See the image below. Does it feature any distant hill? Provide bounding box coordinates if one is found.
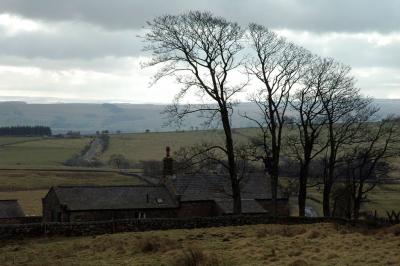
[0,99,399,134]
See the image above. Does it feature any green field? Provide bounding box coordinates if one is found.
[0,136,42,146]
[0,131,399,217]
[1,223,399,265]
[0,137,91,167]
[0,169,144,191]
[101,128,261,163]
[305,183,400,217]
[101,130,232,162]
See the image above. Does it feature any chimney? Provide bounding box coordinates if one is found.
[163,146,174,177]
[161,146,177,195]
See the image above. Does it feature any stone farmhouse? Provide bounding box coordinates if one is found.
[0,200,25,221]
[42,148,289,222]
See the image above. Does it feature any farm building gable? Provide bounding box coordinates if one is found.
[0,200,25,219]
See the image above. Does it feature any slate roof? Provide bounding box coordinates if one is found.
[172,174,287,202]
[50,185,179,211]
[0,200,25,219]
[215,199,267,214]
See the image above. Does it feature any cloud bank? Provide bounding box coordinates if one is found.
[0,1,398,102]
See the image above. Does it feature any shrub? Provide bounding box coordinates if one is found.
[289,259,309,266]
[137,236,179,253]
[108,154,131,169]
[63,156,104,167]
[256,227,269,238]
[306,230,322,239]
[99,134,110,152]
[172,246,222,266]
[138,236,161,253]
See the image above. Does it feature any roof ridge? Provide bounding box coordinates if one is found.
[53,184,165,188]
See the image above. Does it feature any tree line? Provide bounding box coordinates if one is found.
[0,126,52,136]
[144,11,399,219]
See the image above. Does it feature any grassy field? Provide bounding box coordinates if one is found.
[305,183,400,217]
[0,190,47,216]
[0,137,42,146]
[0,170,144,191]
[1,223,399,265]
[101,130,233,162]
[0,131,399,217]
[0,137,91,167]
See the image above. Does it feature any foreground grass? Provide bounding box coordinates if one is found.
[1,223,399,266]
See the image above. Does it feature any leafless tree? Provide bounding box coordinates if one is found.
[318,63,378,217]
[288,57,336,216]
[144,11,246,213]
[341,117,399,219]
[245,24,312,216]
[173,142,259,197]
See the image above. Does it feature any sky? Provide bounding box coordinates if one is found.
[0,0,399,103]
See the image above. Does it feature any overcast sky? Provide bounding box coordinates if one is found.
[0,0,399,103]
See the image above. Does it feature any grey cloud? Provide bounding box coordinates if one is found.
[0,23,143,59]
[289,35,400,69]
[0,0,399,33]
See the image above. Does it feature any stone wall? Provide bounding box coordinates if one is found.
[0,216,42,225]
[256,199,290,216]
[0,215,388,240]
[68,208,177,222]
[178,201,217,218]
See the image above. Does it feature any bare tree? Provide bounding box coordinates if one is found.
[288,57,335,216]
[144,11,246,213]
[341,117,399,219]
[245,24,311,216]
[318,63,378,217]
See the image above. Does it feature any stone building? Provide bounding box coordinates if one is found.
[42,185,178,222]
[0,200,25,222]
[42,148,289,222]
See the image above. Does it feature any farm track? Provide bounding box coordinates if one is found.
[81,137,104,161]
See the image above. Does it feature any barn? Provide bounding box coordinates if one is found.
[42,185,178,222]
[0,200,25,222]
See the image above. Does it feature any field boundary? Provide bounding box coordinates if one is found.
[0,215,396,240]
[0,168,142,173]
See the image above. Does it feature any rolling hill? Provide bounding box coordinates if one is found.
[1,99,399,134]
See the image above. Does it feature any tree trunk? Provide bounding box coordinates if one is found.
[353,199,361,220]
[269,157,279,217]
[323,132,336,217]
[270,175,278,217]
[323,183,331,217]
[298,162,309,217]
[220,108,241,214]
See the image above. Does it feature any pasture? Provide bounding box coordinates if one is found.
[0,136,91,167]
[1,223,399,265]
[0,129,399,217]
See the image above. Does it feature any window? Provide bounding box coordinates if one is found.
[135,212,146,219]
